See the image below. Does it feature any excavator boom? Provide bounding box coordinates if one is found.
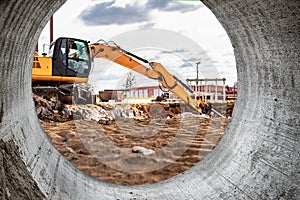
[89,40,199,112]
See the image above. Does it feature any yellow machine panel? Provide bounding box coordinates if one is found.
[32,53,89,84]
[31,75,88,83]
[32,55,52,77]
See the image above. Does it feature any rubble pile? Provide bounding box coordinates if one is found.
[70,102,183,123]
[33,94,72,122]
[69,104,112,122]
[33,94,235,123]
[33,94,183,123]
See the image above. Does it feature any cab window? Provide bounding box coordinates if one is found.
[67,40,89,74]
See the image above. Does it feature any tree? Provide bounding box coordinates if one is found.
[123,72,136,88]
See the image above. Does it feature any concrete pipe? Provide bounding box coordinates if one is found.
[0,0,299,199]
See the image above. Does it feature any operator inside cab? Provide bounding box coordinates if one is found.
[51,38,91,78]
[197,96,207,114]
[67,39,89,74]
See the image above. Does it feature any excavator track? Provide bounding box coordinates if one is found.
[32,83,92,105]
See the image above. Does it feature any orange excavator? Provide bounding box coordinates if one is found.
[32,37,201,112]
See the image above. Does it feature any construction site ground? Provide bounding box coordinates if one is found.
[35,95,234,186]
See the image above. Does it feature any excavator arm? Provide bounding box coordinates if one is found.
[89,40,199,113]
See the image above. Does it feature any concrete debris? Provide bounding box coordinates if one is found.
[180,112,210,119]
[69,105,108,121]
[33,94,234,123]
[110,105,134,119]
[98,117,113,125]
[132,146,155,156]
[33,94,72,122]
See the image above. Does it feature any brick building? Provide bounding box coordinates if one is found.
[124,86,163,99]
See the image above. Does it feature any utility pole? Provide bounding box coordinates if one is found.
[50,16,54,43]
[36,16,53,53]
[196,61,201,82]
[196,61,201,93]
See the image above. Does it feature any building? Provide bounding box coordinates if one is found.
[187,78,237,102]
[97,81,237,102]
[124,86,163,99]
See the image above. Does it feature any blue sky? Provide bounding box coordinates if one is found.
[38,0,236,91]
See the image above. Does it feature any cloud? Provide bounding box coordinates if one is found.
[222,51,234,57]
[186,57,201,62]
[159,48,188,55]
[173,48,188,53]
[79,0,202,26]
[179,62,193,68]
[139,22,155,30]
[146,0,203,13]
[79,1,148,26]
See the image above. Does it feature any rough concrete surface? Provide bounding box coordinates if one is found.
[0,139,45,199]
[0,0,299,199]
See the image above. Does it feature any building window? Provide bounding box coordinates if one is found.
[144,89,148,98]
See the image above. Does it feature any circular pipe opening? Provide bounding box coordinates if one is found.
[34,1,237,186]
[0,0,298,199]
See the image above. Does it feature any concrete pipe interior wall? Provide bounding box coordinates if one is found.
[0,0,299,199]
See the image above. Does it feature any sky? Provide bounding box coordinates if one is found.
[38,0,237,92]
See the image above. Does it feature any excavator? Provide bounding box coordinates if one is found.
[32,37,210,114]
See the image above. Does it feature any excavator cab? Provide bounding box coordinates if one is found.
[32,37,93,104]
[51,37,91,78]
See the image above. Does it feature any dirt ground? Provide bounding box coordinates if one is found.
[40,112,231,186]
